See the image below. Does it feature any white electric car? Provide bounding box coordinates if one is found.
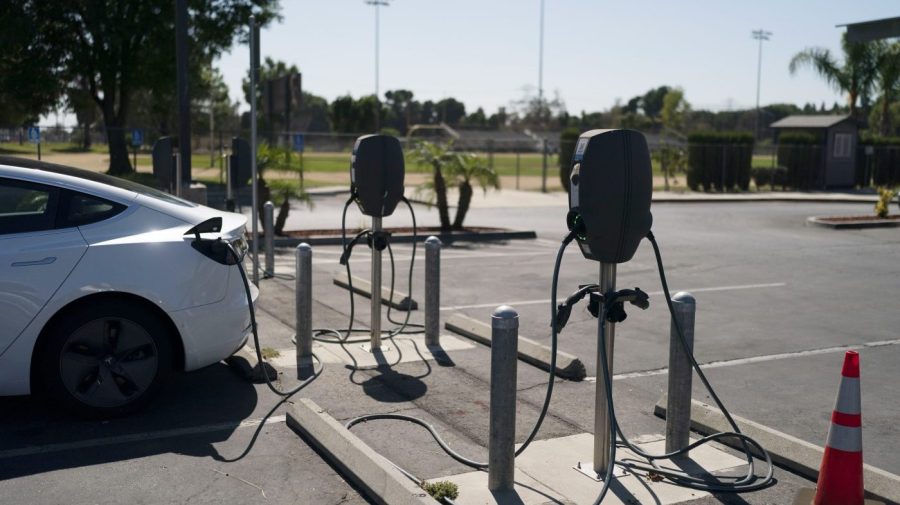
[0,157,257,417]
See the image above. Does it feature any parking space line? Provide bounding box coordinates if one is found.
[0,415,287,460]
[440,282,788,311]
[583,338,900,382]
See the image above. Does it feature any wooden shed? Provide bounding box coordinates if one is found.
[770,115,857,188]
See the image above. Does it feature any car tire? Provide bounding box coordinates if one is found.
[40,300,174,418]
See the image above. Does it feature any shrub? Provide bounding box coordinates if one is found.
[776,132,821,190]
[875,186,897,218]
[423,481,459,501]
[752,167,788,188]
[558,127,581,192]
[686,132,754,191]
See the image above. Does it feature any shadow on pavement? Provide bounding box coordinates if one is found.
[0,363,258,480]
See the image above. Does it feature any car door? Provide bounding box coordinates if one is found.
[0,177,88,356]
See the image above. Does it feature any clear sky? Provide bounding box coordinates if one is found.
[214,1,899,117]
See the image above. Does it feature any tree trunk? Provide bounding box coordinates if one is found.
[106,124,133,175]
[452,181,473,230]
[433,166,452,231]
[881,95,892,136]
[274,192,290,235]
[82,123,92,150]
[257,176,271,230]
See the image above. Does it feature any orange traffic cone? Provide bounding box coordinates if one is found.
[795,351,882,505]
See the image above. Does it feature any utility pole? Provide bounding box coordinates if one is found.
[366,0,389,131]
[538,0,545,107]
[752,29,772,140]
[175,0,191,186]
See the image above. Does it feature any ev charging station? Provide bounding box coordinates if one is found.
[567,129,653,478]
[349,134,406,352]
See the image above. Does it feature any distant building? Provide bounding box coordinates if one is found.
[770,114,857,188]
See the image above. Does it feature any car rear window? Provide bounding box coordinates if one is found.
[59,191,126,227]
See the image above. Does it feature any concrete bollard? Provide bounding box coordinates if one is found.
[665,291,696,453]
[296,243,313,378]
[263,200,275,278]
[488,305,518,493]
[425,236,442,347]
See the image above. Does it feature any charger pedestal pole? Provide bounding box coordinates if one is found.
[577,262,618,480]
[364,216,385,352]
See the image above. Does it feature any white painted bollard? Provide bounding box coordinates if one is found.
[425,236,441,347]
[263,200,274,278]
[666,291,696,453]
[488,305,518,492]
[296,243,313,378]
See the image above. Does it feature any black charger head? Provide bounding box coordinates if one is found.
[350,134,405,217]
[567,129,653,263]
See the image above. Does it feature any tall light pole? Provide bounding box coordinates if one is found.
[538,0,545,107]
[366,0,389,131]
[752,29,772,139]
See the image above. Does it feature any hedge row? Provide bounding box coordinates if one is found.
[857,135,900,187]
[686,132,754,191]
[776,132,823,190]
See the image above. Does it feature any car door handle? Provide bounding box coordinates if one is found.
[11,257,57,267]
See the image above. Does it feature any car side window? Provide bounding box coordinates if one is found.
[0,178,59,235]
[58,190,126,228]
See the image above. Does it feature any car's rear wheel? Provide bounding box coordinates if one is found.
[41,301,173,418]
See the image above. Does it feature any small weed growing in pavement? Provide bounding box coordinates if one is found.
[423,480,459,501]
[875,187,896,218]
[261,347,280,360]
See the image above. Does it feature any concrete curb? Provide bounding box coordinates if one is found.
[654,395,900,505]
[806,216,900,229]
[445,313,586,381]
[286,399,435,505]
[224,345,277,383]
[257,229,538,248]
[333,271,418,311]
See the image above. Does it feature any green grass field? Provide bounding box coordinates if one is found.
[0,141,107,155]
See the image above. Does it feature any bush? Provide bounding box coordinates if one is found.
[423,481,459,501]
[558,127,580,192]
[752,166,788,188]
[776,132,822,190]
[875,186,897,218]
[686,132,754,191]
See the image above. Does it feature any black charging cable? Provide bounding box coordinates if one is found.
[225,240,323,397]
[343,230,578,471]
[599,231,774,492]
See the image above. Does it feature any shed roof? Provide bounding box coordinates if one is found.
[769,115,853,129]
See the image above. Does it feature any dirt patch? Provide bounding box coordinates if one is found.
[815,215,900,223]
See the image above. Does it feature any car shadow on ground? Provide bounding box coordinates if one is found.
[0,363,258,480]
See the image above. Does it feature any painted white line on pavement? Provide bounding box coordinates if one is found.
[440,282,787,311]
[0,415,287,460]
[583,338,900,382]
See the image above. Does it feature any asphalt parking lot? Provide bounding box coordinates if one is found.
[2,194,898,504]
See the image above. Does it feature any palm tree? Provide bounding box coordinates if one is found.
[445,152,500,229]
[789,33,881,119]
[409,141,500,231]
[873,42,900,136]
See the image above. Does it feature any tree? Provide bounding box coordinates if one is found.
[383,89,417,134]
[789,33,881,119]
[329,94,381,133]
[558,127,580,192]
[872,42,900,136]
[409,141,498,231]
[446,152,499,229]
[1,1,280,175]
[661,88,690,133]
[435,98,466,125]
